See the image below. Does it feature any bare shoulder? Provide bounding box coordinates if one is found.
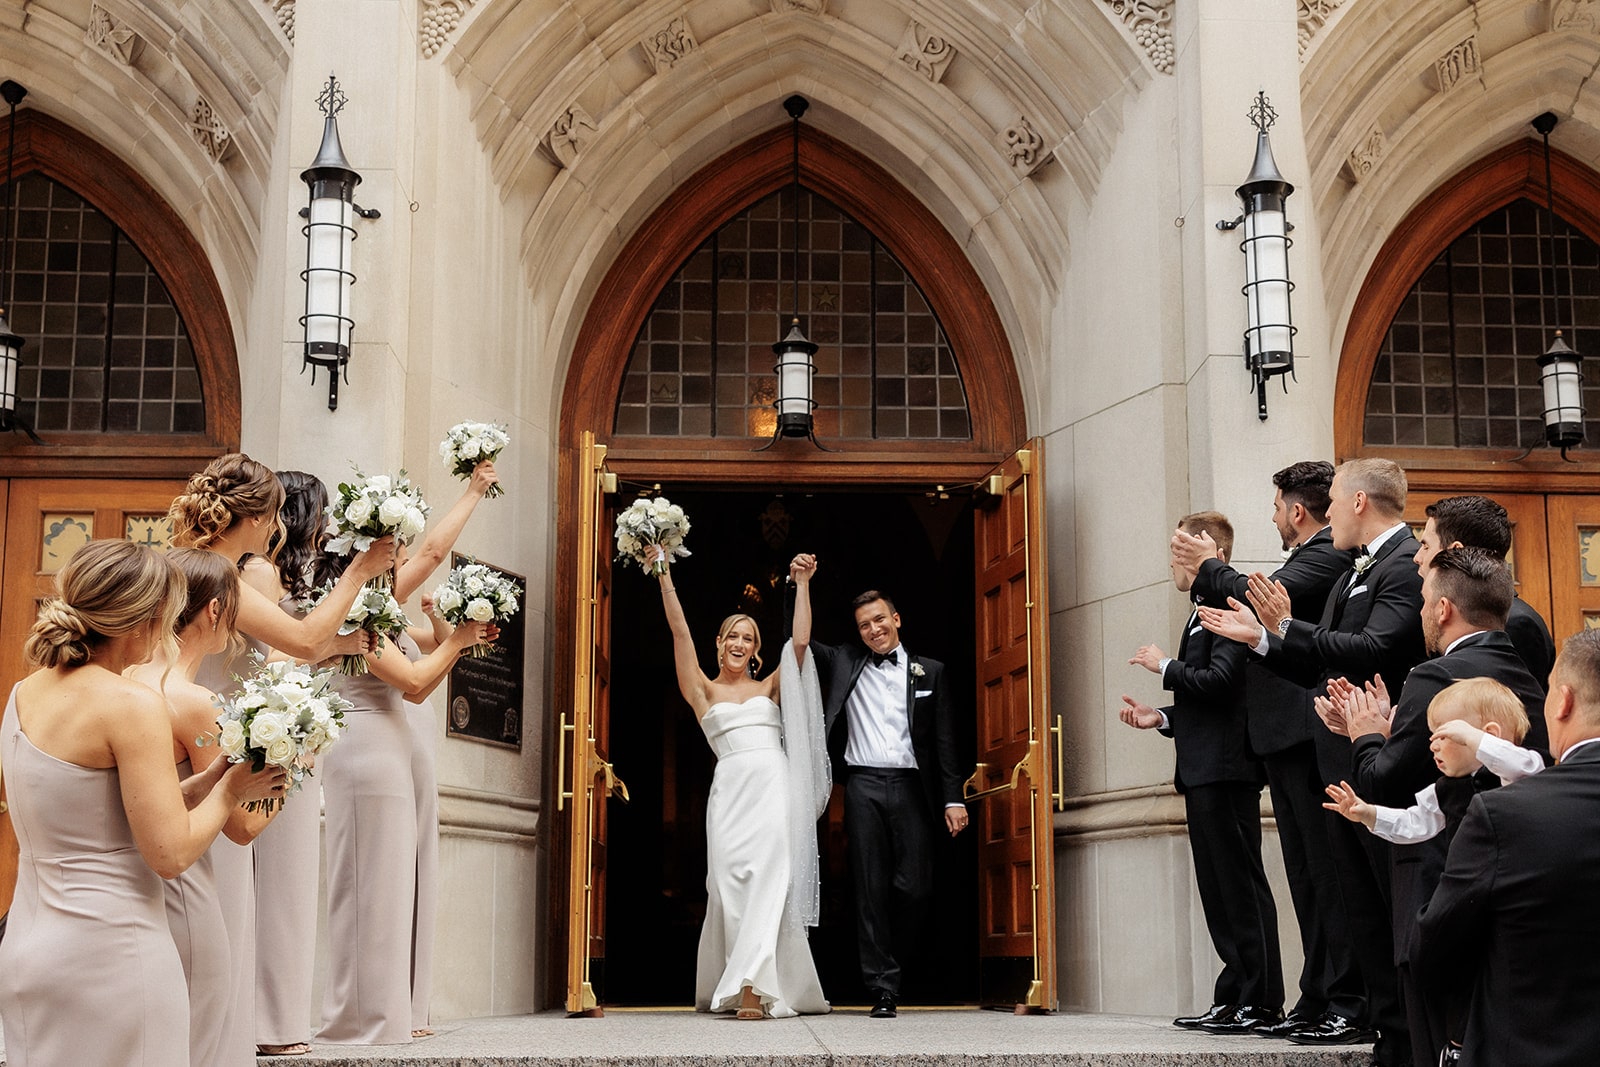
[241,556,285,598]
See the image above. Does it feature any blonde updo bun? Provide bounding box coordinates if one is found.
[169,453,285,551]
[23,540,185,670]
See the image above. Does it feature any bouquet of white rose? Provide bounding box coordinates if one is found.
[299,580,411,675]
[324,469,430,565]
[615,496,691,576]
[432,561,522,658]
[209,653,353,812]
[439,421,509,498]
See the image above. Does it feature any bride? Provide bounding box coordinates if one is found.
[654,549,830,1020]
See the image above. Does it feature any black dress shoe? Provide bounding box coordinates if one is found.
[1255,1010,1319,1038]
[1201,1005,1285,1034]
[1287,1011,1378,1045]
[869,993,897,1019]
[1173,1003,1238,1029]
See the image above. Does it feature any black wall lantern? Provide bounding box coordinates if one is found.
[1532,111,1584,458]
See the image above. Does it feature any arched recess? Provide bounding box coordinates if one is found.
[1336,139,1600,491]
[558,123,1028,485]
[0,110,240,477]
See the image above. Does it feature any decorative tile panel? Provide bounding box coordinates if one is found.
[41,514,93,573]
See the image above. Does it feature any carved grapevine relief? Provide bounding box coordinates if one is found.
[1297,0,1346,55]
[1552,0,1600,32]
[540,105,599,170]
[271,0,295,42]
[421,0,475,59]
[1434,35,1480,92]
[641,15,698,72]
[897,22,956,83]
[190,97,233,163]
[1344,124,1387,182]
[1001,117,1053,177]
[86,3,141,66]
[1102,0,1174,74]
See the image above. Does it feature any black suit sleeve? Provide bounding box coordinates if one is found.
[1417,793,1497,991]
[1351,664,1447,806]
[929,662,964,805]
[1278,559,1424,682]
[1194,541,1349,611]
[1161,635,1247,702]
[1506,602,1556,691]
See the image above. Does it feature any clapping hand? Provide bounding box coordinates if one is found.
[1344,677,1394,740]
[1244,573,1292,633]
[1322,780,1377,829]
[1169,529,1216,583]
[1129,644,1166,674]
[1313,692,1349,737]
[1117,695,1163,730]
[1197,597,1263,645]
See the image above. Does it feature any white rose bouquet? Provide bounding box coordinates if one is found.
[431,561,522,658]
[324,468,430,565]
[299,580,411,675]
[615,496,691,576]
[439,421,509,498]
[208,653,353,812]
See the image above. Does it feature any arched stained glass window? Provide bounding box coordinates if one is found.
[1365,198,1600,448]
[6,174,205,434]
[615,187,971,440]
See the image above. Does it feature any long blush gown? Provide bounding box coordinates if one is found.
[165,759,232,1067]
[0,686,190,1066]
[694,696,828,1018]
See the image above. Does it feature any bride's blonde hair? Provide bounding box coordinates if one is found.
[715,613,763,677]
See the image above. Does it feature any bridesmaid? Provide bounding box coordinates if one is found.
[169,453,393,1067]
[131,548,279,1067]
[0,540,283,1067]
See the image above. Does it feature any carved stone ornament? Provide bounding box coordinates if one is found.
[1001,117,1053,177]
[421,0,475,60]
[1434,35,1480,93]
[1552,0,1600,32]
[641,15,698,73]
[270,0,295,42]
[1344,123,1387,182]
[897,21,957,83]
[1101,0,1174,74]
[1297,0,1346,55]
[86,3,141,66]
[770,0,826,12]
[190,97,233,164]
[539,105,599,170]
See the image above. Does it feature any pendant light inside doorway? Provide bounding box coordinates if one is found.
[1532,112,1584,459]
[758,95,832,451]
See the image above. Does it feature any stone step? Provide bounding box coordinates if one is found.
[246,1010,1376,1066]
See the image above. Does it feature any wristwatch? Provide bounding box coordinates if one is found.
[1276,617,1292,637]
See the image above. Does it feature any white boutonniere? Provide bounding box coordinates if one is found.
[909,662,926,679]
[1352,553,1375,576]
[1279,547,1295,562]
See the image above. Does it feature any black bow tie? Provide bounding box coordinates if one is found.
[1357,544,1368,555]
[871,650,899,668]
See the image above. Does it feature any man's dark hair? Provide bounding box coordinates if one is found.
[851,590,897,615]
[1425,495,1512,559]
[1179,511,1235,562]
[1272,460,1334,523]
[1428,547,1513,630]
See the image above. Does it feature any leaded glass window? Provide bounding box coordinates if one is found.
[616,187,970,440]
[1365,198,1600,448]
[5,174,204,434]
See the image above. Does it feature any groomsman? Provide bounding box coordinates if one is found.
[809,591,968,1019]
[1413,495,1555,691]
[1122,511,1281,1034]
[1201,457,1425,1066]
[1338,548,1545,1067]
[1418,628,1600,1066]
[1172,461,1360,1038]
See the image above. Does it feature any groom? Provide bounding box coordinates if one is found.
[809,588,968,1019]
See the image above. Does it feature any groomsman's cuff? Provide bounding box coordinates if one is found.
[1251,627,1270,656]
[944,802,966,809]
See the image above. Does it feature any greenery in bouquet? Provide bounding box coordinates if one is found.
[324,468,430,562]
[432,561,522,658]
[439,421,509,498]
[615,496,691,576]
[299,580,411,675]
[209,653,353,812]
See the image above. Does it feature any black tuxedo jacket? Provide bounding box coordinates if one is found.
[1157,606,1256,791]
[1349,630,1548,966]
[1417,743,1600,1067]
[1194,527,1352,755]
[811,641,964,822]
[1506,597,1556,693]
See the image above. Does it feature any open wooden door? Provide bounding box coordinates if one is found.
[562,431,629,1015]
[0,479,185,692]
[1404,492,1553,632]
[1546,495,1600,644]
[966,441,1060,1011]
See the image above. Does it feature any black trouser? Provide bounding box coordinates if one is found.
[1265,742,1362,1020]
[1324,810,1408,1059]
[844,768,934,997]
[1185,782,1283,1009]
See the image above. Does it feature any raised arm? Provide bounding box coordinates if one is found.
[656,557,709,715]
[366,623,492,702]
[790,553,816,667]
[394,462,498,601]
[234,536,396,660]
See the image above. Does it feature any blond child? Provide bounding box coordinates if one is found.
[1323,677,1542,843]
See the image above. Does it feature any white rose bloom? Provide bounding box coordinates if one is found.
[438,588,464,614]
[368,475,391,494]
[250,711,290,747]
[461,439,480,459]
[345,495,374,525]
[465,598,495,622]
[402,507,426,538]
[265,736,297,768]
[378,495,408,527]
[217,719,248,759]
[464,576,485,596]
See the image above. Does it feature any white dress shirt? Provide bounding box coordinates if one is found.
[843,644,918,770]
[1368,734,1545,845]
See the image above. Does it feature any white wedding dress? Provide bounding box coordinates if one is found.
[694,694,830,1017]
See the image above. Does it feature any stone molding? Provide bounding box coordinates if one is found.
[1434,35,1480,93]
[641,13,698,73]
[1053,784,1275,843]
[1001,116,1053,177]
[540,104,599,169]
[770,0,826,12]
[86,2,141,66]
[1344,123,1387,182]
[1552,0,1600,32]
[1297,0,1346,55]
[268,0,294,42]
[438,784,540,843]
[1100,0,1174,74]
[421,0,474,59]
[190,96,233,164]
[897,21,956,83]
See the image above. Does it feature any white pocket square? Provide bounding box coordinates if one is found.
[1346,585,1368,600]
[1188,625,1203,636]
[914,689,933,698]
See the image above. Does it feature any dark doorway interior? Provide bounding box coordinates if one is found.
[602,487,979,1007]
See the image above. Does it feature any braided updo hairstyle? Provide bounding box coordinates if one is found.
[24,540,185,670]
[169,453,286,555]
